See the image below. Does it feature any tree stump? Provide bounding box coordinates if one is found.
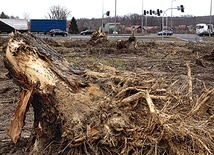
[116,34,137,50]
[88,27,108,45]
[4,32,105,154]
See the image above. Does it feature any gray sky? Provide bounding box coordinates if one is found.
[0,0,213,19]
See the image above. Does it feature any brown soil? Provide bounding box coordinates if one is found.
[0,36,214,154]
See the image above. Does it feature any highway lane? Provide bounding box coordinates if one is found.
[0,33,203,42]
[66,33,202,42]
[173,34,202,42]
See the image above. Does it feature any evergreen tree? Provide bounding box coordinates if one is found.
[69,17,79,34]
[0,12,9,19]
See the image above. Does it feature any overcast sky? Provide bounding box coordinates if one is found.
[0,0,213,19]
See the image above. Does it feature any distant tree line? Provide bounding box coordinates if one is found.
[76,14,214,32]
[0,12,19,19]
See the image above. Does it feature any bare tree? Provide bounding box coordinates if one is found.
[47,5,71,20]
[23,12,30,20]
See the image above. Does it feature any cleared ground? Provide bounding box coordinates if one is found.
[0,36,213,154]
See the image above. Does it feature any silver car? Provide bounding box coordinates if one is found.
[157,30,173,36]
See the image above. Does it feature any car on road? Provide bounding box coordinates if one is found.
[80,30,96,35]
[49,29,68,37]
[113,31,118,35]
[157,30,173,36]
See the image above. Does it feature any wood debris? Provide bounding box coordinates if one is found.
[3,32,214,155]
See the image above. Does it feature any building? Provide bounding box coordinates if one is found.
[103,22,121,34]
[0,19,28,33]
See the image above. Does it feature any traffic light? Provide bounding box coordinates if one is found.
[106,11,110,16]
[180,5,184,12]
[144,10,147,15]
[149,10,152,15]
[157,9,160,16]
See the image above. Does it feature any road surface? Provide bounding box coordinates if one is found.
[0,33,203,42]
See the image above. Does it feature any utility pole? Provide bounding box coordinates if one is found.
[114,0,117,36]
[101,0,110,33]
[171,0,176,29]
[209,0,212,37]
[101,0,104,32]
[141,0,144,34]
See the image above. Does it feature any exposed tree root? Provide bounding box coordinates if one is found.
[3,32,214,155]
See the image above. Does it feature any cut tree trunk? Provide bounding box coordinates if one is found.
[3,32,214,155]
[88,27,108,45]
[116,34,137,50]
[4,32,105,153]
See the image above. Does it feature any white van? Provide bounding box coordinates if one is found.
[196,23,213,36]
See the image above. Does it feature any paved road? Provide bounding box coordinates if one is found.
[0,33,203,42]
[172,34,202,42]
[66,33,202,42]
[135,33,201,42]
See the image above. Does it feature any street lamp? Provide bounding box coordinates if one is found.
[162,9,170,41]
[162,5,184,42]
[101,11,110,32]
[171,0,176,29]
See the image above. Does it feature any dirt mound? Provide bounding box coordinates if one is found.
[43,38,61,47]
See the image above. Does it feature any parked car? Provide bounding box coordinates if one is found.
[157,30,173,36]
[80,30,96,35]
[49,29,68,37]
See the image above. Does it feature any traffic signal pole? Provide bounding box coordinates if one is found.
[161,5,184,42]
[101,11,110,32]
[162,8,173,42]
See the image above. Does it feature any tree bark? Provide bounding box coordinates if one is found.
[4,32,103,153]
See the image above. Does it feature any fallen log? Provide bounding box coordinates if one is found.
[3,32,214,155]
